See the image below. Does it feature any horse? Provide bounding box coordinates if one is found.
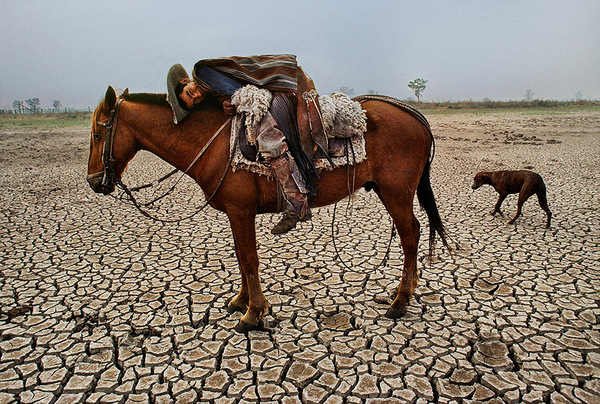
[87,85,449,332]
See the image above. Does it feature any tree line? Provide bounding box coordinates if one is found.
[7,82,590,114]
[9,98,70,114]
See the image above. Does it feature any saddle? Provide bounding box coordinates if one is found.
[231,84,368,179]
[296,67,328,160]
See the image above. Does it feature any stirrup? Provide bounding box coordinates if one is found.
[271,211,300,235]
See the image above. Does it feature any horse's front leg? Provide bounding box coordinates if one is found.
[227,213,269,332]
[227,275,249,314]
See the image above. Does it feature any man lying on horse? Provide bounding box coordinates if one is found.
[167,54,324,234]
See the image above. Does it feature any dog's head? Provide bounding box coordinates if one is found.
[471,172,489,190]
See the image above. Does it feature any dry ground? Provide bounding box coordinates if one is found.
[0,108,598,403]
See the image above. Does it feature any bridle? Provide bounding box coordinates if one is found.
[87,96,234,223]
[86,98,123,193]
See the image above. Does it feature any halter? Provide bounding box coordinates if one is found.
[86,98,123,193]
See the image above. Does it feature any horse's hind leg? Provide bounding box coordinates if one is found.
[375,189,421,318]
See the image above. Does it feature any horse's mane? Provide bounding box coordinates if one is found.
[92,90,222,126]
[119,91,222,111]
[93,92,170,122]
[121,92,168,105]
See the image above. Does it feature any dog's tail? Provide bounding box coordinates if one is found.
[417,157,451,259]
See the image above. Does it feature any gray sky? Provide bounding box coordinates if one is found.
[1,0,599,110]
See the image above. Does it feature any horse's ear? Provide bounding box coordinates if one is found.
[105,86,117,108]
[122,88,130,96]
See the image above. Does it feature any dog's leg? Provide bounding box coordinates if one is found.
[537,191,552,228]
[491,193,507,216]
[508,190,531,224]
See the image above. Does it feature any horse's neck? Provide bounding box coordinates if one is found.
[127,103,223,171]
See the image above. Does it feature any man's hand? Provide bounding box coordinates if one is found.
[222,100,236,116]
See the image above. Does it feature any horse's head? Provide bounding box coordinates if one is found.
[87,86,136,194]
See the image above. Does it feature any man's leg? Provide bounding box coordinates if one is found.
[269,153,312,234]
[257,112,311,234]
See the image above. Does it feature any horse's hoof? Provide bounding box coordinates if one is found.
[235,319,264,333]
[226,302,247,314]
[385,306,407,319]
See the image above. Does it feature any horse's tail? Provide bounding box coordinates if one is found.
[417,155,451,259]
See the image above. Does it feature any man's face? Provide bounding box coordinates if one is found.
[178,80,206,109]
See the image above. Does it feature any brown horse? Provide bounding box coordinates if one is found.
[87,86,449,331]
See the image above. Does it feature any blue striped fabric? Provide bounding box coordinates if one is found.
[193,54,298,92]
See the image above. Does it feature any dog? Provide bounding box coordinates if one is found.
[472,170,552,228]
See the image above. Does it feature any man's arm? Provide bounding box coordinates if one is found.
[222,99,236,116]
[214,95,236,116]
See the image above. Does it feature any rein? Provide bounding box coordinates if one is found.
[331,202,396,272]
[130,117,232,207]
[92,97,233,223]
[114,116,234,223]
[331,137,395,272]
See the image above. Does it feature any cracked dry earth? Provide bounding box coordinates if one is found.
[0,108,598,404]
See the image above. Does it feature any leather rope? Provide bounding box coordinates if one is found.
[112,117,233,223]
[131,117,232,207]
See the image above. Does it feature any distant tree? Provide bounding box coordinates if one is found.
[408,78,427,102]
[53,100,62,111]
[26,98,41,112]
[574,91,583,101]
[367,89,378,95]
[525,89,534,101]
[338,86,354,96]
[12,100,21,111]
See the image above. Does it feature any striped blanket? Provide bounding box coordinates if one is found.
[193,54,298,92]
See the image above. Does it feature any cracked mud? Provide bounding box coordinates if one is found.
[0,109,598,403]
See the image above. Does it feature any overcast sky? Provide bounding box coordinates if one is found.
[1,0,599,110]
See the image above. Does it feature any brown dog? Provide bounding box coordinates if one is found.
[472,170,552,228]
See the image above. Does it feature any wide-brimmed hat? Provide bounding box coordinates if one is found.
[167,64,191,124]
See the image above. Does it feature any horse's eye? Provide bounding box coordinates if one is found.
[93,132,102,140]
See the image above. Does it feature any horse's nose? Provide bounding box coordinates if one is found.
[101,183,115,195]
[86,173,105,193]
[87,178,103,193]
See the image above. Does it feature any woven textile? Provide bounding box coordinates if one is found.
[193,54,298,93]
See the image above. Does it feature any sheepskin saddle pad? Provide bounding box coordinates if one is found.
[229,85,368,178]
